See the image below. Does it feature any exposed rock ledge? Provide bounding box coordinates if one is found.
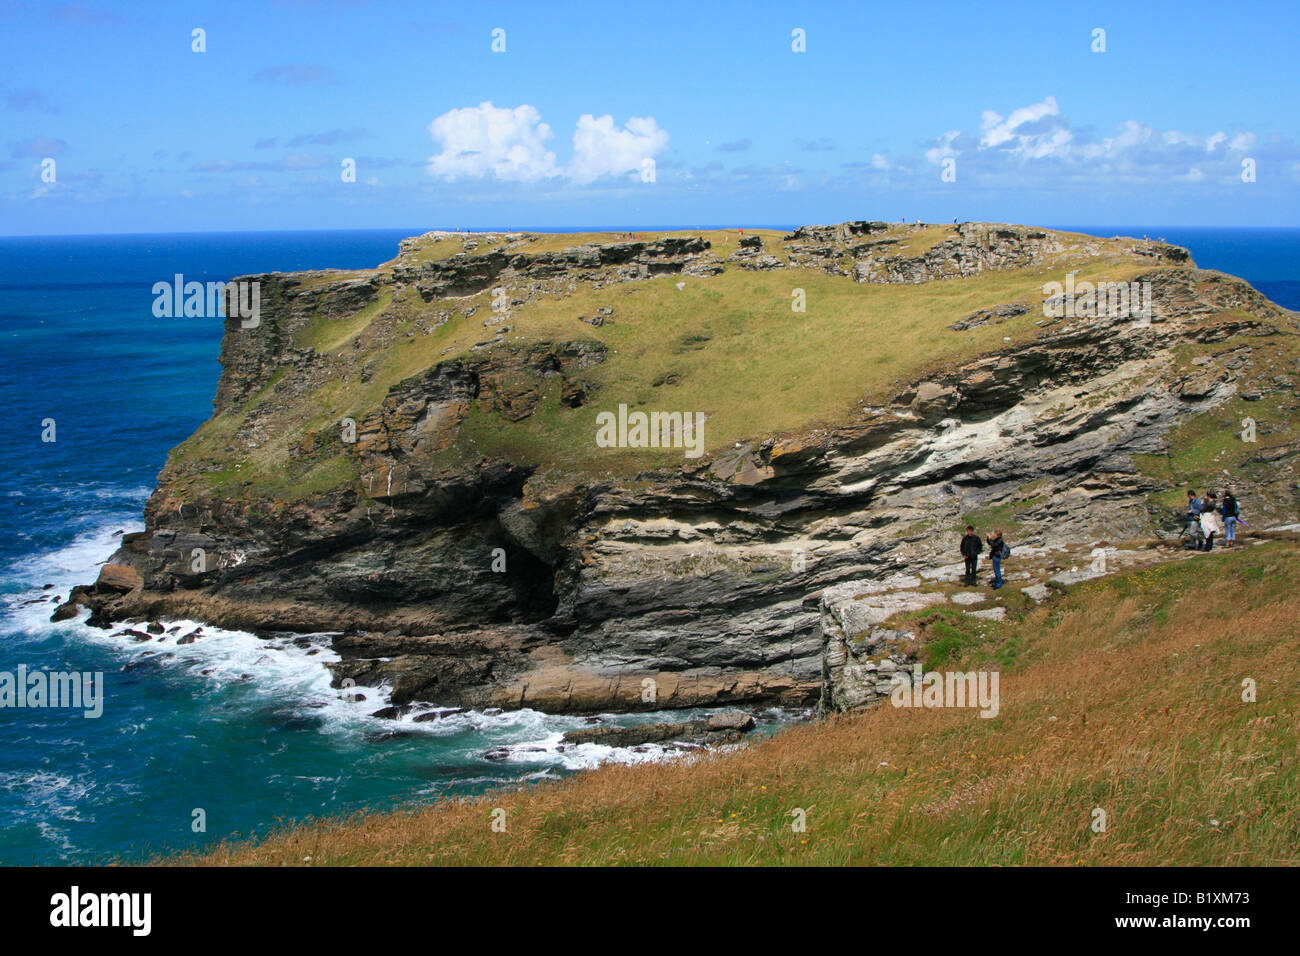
[818,533,1300,714]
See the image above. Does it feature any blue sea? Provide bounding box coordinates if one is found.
[0,226,1295,865]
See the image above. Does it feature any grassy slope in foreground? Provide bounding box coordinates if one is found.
[182,541,1300,866]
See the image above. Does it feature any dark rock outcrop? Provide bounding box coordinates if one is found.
[561,711,756,748]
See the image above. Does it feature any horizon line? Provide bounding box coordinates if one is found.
[3,223,1298,241]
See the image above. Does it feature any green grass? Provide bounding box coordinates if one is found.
[1135,331,1300,509]
[389,255,1165,478]
[961,478,1054,535]
[294,290,393,352]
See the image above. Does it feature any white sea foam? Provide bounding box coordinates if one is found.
[36,821,75,853]
[5,520,137,597]
[3,520,387,736]
[4,518,795,777]
[0,770,94,824]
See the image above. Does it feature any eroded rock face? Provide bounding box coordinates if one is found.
[66,226,1300,716]
[392,236,716,301]
[819,577,940,712]
[351,341,607,498]
[213,274,382,411]
[560,711,755,748]
[726,235,784,271]
[95,564,142,594]
[778,221,1164,284]
[858,224,1065,284]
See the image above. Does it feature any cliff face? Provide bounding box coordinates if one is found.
[64,223,1300,715]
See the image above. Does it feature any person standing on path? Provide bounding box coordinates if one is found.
[985,529,1007,589]
[1184,490,1202,540]
[1222,490,1240,546]
[1200,494,1225,551]
[960,525,983,586]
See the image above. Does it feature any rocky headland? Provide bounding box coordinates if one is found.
[58,222,1300,726]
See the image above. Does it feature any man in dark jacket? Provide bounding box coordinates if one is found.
[960,525,982,585]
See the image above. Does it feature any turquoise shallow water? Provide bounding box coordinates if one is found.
[0,227,1294,864]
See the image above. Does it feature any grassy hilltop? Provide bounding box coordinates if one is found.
[164,222,1290,502]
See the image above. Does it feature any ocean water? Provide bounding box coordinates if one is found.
[0,226,1295,865]
[1057,226,1300,310]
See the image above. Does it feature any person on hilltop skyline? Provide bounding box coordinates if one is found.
[960,525,983,586]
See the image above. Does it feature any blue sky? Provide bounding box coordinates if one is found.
[2,0,1297,234]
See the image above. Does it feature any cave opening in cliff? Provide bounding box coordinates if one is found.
[498,542,559,622]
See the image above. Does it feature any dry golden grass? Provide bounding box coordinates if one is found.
[175,543,1299,868]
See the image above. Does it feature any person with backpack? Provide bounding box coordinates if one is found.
[960,525,983,585]
[985,529,1009,589]
[1221,490,1240,546]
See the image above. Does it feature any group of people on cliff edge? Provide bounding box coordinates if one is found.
[1184,489,1244,551]
[960,526,1010,589]
[955,487,1247,593]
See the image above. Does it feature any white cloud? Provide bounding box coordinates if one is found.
[426,102,559,182]
[976,96,1074,159]
[1080,119,1152,159]
[426,103,668,185]
[980,96,1064,150]
[916,97,1291,188]
[925,130,960,165]
[1170,128,1251,156]
[1019,127,1072,159]
[569,114,669,184]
